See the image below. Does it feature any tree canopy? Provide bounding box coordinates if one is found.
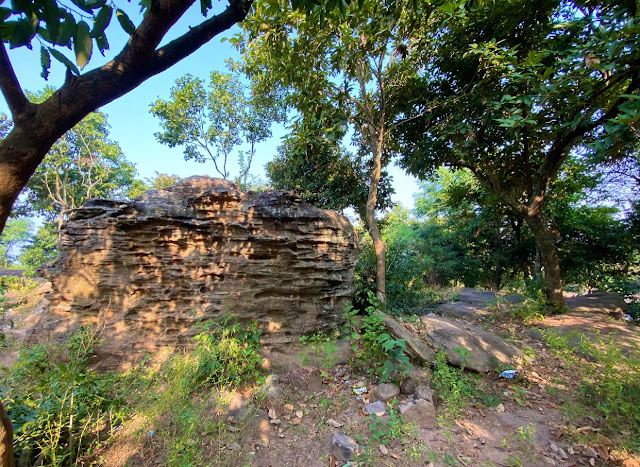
[150,70,284,183]
[392,0,640,304]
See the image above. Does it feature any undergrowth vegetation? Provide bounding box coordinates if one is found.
[2,327,125,466]
[542,329,640,451]
[1,316,265,466]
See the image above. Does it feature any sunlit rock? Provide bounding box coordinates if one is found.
[37,177,357,369]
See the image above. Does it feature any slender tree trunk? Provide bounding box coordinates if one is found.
[367,129,386,304]
[524,214,564,306]
[534,246,542,283]
[0,400,14,467]
[494,227,503,291]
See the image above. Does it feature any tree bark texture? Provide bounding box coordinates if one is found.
[367,129,386,304]
[0,0,252,234]
[0,400,14,467]
[524,214,564,306]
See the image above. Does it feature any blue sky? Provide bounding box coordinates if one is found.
[1,2,419,211]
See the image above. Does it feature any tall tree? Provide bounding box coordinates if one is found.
[241,0,425,302]
[150,70,284,182]
[394,0,640,305]
[0,217,31,268]
[266,110,394,216]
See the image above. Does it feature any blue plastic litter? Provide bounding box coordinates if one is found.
[499,370,518,379]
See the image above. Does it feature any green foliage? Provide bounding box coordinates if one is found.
[346,297,412,382]
[0,285,7,346]
[18,88,140,231]
[356,208,440,311]
[577,339,640,449]
[189,316,264,390]
[267,130,394,214]
[357,400,418,465]
[0,0,224,76]
[431,351,476,420]
[120,317,265,466]
[150,70,284,183]
[0,216,31,268]
[299,330,340,376]
[394,0,640,301]
[19,222,59,275]
[2,327,125,466]
[502,424,537,467]
[507,283,548,322]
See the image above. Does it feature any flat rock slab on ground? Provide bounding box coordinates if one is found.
[419,316,522,372]
[565,291,627,320]
[436,288,496,322]
[528,312,640,356]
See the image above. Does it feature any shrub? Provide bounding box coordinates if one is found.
[189,316,264,390]
[346,295,413,382]
[2,327,125,466]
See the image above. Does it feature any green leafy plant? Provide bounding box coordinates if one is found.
[347,295,413,382]
[299,330,340,376]
[2,326,125,466]
[431,351,476,420]
[502,424,537,466]
[190,316,264,390]
[358,400,418,465]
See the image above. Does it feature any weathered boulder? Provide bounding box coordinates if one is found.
[565,291,627,320]
[378,312,435,363]
[419,316,522,373]
[37,177,357,369]
[378,312,520,372]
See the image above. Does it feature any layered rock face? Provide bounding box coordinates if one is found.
[40,177,357,368]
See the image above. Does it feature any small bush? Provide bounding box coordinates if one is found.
[2,327,125,466]
[431,351,476,420]
[346,296,412,382]
[190,316,264,390]
[577,339,640,449]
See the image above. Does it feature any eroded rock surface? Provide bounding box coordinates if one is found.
[38,177,357,368]
[565,291,627,320]
[419,316,522,372]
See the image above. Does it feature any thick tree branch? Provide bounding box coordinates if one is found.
[0,41,30,119]
[37,0,253,137]
[538,76,640,198]
[148,0,252,75]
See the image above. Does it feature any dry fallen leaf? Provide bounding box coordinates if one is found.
[284,403,294,411]
[291,418,301,426]
[268,408,276,419]
[327,419,343,428]
[295,411,303,419]
[379,444,389,455]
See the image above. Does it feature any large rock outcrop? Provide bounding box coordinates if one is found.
[38,177,357,368]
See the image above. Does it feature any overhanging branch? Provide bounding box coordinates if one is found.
[0,41,30,119]
[148,0,252,75]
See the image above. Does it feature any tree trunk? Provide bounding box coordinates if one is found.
[494,227,503,291]
[0,400,14,467]
[534,246,542,283]
[525,214,564,306]
[366,130,386,304]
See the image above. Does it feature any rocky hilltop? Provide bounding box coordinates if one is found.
[38,177,357,368]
